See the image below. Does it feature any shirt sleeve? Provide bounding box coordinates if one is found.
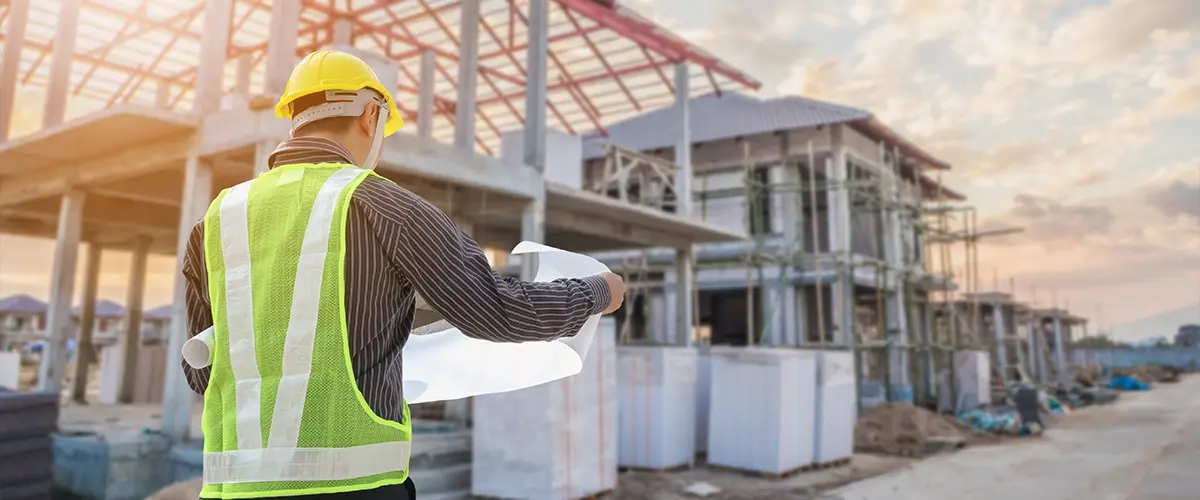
[359,179,611,342]
[180,221,212,395]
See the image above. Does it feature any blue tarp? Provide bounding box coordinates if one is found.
[1106,375,1150,391]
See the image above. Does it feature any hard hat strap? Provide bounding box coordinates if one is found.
[290,89,384,136]
[362,105,388,171]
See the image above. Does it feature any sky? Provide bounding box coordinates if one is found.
[1,0,1198,337]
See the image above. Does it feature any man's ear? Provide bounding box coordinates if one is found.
[359,102,378,137]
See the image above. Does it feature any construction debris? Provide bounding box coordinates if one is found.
[854,403,996,457]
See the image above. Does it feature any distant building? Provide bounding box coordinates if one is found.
[1176,324,1200,347]
[0,294,48,348]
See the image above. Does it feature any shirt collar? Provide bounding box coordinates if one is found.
[267,137,357,169]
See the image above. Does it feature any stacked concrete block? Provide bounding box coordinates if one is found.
[811,350,856,465]
[617,346,697,469]
[0,389,57,499]
[472,318,618,499]
[707,347,817,475]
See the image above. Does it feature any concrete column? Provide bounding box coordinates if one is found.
[43,0,81,128]
[162,156,213,441]
[519,195,546,281]
[118,237,151,404]
[521,0,549,169]
[38,191,86,395]
[331,17,352,46]
[517,0,548,283]
[194,0,234,115]
[825,129,853,346]
[71,243,103,403]
[417,50,436,139]
[1027,320,1040,382]
[454,0,482,151]
[779,134,805,346]
[156,79,171,109]
[264,0,301,95]
[253,140,278,176]
[672,62,695,348]
[919,302,936,397]
[0,0,31,142]
[1052,313,1066,382]
[235,54,253,97]
[993,302,1008,386]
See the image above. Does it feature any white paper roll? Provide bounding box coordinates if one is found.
[183,326,215,369]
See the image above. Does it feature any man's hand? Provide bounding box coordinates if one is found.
[600,272,627,314]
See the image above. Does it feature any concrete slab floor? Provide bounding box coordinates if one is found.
[831,375,1200,500]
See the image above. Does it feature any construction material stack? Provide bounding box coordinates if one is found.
[707,347,817,475]
[0,389,57,498]
[472,318,618,499]
[812,350,856,466]
[616,346,698,469]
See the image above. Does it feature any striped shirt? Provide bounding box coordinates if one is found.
[180,136,611,424]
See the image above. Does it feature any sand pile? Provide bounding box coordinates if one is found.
[854,403,995,456]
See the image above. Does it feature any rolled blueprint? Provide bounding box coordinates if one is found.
[177,241,609,404]
[182,326,215,369]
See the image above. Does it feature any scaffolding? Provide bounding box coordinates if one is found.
[684,134,994,410]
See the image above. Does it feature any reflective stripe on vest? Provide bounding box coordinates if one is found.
[202,167,411,485]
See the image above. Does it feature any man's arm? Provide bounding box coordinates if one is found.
[364,183,611,342]
[180,222,213,395]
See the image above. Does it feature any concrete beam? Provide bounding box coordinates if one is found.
[71,242,102,404]
[264,0,301,95]
[119,237,150,403]
[0,134,192,206]
[194,0,234,114]
[332,17,353,46]
[235,54,253,97]
[417,50,436,139]
[0,0,31,142]
[37,190,85,395]
[161,155,213,441]
[43,0,81,128]
[454,0,481,151]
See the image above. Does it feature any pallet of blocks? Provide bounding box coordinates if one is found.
[811,350,855,468]
[616,345,698,471]
[707,347,817,477]
[471,317,618,499]
[0,388,58,499]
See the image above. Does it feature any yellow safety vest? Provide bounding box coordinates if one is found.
[200,164,412,499]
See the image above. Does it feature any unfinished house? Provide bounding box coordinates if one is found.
[585,92,966,402]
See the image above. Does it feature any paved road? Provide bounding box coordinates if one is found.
[830,375,1200,500]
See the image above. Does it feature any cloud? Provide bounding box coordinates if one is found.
[1147,180,1200,221]
[1046,0,1200,70]
[983,193,1115,248]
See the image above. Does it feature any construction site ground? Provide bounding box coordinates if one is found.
[829,374,1199,500]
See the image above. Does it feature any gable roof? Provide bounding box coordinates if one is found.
[582,91,950,171]
[143,305,173,321]
[0,294,47,314]
[72,299,125,319]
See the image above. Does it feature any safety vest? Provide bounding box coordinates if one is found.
[200,164,412,499]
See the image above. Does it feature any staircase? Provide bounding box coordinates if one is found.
[408,426,472,500]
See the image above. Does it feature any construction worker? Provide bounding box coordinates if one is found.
[179,49,627,499]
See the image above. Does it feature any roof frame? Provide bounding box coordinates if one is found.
[0,0,760,153]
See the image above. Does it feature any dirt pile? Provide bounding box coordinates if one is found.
[854,403,995,456]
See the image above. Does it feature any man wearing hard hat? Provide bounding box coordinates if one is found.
[178,49,627,499]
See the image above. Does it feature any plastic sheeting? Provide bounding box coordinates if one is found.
[182,241,610,405]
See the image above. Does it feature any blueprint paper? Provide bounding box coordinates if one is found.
[403,241,610,403]
[178,242,610,404]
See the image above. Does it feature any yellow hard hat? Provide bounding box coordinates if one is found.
[275,49,404,137]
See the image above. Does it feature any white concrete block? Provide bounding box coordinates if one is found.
[0,351,19,389]
[939,350,992,413]
[811,350,856,464]
[472,318,618,499]
[617,346,697,469]
[707,347,816,475]
[98,344,123,404]
[500,128,585,190]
